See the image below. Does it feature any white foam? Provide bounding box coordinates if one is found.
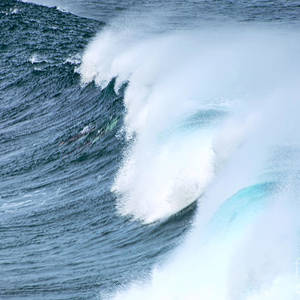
[80,19,300,300]
[10,8,19,14]
[64,53,81,65]
[80,25,300,223]
[109,109,299,299]
[29,53,45,64]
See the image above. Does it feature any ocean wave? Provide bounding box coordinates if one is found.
[79,21,300,299]
[79,24,300,223]
[2,1,300,299]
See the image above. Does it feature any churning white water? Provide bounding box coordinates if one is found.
[79,22,300,299]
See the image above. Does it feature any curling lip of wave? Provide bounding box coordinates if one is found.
[78,25,300,223]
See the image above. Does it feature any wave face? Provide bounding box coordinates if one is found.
[0,1,196,299]
[2,0,300,299]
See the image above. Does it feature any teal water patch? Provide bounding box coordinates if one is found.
[157,109,227,143]
[178,109,228,132]
[205,182,278,241]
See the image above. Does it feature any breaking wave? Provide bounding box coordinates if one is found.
[79,21,300,299]
[80,23,299,221]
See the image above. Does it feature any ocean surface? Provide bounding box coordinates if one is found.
[1,0,300,299]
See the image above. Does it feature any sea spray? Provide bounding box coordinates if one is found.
[79,22,300,299]
[80,25,299,223]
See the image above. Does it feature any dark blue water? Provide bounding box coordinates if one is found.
[0,2,196,298]
[1,0,300,299]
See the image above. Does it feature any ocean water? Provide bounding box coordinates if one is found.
[1,0,300,299]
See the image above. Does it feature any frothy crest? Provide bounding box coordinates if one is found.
[80,21,300,300]
[79,25,298,222]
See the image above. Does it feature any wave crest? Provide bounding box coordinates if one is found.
[79,24,299,223]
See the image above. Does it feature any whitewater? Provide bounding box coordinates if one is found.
[79,22,300,299]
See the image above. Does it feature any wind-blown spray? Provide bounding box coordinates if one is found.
[79,23,300,299]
